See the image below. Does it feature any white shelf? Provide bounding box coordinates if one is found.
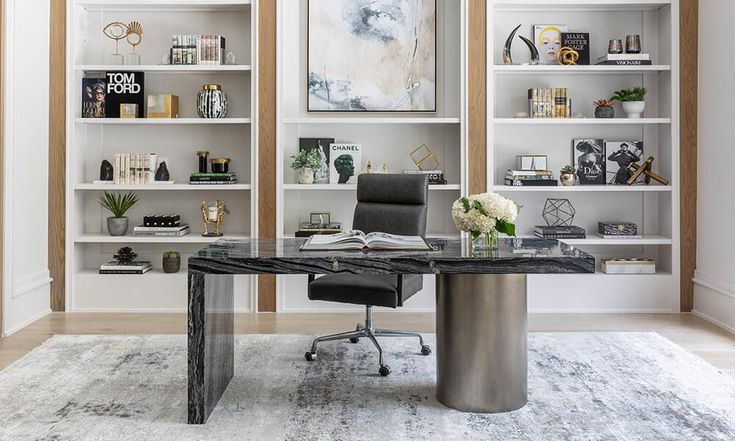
[495,185,672,193]
[493,65,671,74]
[75,183,252,191]
[493,118,671,125]
[75,233,250,244]
[561,235,673,246]
[282,117,461,125]
[75,0,252,12]
[75,64,252,73]
[75,118,251,125]
[283,184,462,191]
[493,0,671,11]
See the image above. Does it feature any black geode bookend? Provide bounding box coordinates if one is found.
[100,160,114,181]
[155,161,170,181]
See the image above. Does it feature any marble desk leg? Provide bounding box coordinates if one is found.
[436,274,528,413]
[188,270,234,424]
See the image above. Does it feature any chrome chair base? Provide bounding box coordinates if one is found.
[304,305,431,376]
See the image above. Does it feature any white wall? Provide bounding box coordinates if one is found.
[693,0,735,333]
[2,0,52,336]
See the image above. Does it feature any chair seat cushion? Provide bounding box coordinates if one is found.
[308,274,401,308]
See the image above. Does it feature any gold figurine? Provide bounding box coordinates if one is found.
[201,200,230,237]
[103,22,129,64]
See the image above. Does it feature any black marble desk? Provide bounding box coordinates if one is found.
[187,238,594,424]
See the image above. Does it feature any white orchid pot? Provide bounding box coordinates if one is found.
[622,101,646,119]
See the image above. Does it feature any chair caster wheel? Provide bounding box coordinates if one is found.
[305,352,316,361]
[349,337,359,344]
[379,365,390,377]
[421,345,432,356]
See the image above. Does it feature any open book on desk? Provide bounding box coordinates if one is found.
[300,231,432,251]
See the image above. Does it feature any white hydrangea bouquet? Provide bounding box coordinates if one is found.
[451,193,520,249]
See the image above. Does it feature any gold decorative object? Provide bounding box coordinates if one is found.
[201,200,230,237]
[103,22,129,64]
[558,46,580,65]
[120,103,139,119]
[126,21,143,65]
[410,144,440,171]
[366,161,373,173]
[627,157,670,186]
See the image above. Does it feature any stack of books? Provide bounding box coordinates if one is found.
[170,34,226,65]
[596,53,652,66]
[505,170,557,187]
[133,224,190,237]
[99,261,152,275]
[402,170,447,185]
[109,153,159,185]
[189,173,238,185]
[534,225,586,239]
[295,222,343,238]
[527,88,571,118]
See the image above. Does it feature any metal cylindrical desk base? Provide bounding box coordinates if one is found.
[436,274,528,413]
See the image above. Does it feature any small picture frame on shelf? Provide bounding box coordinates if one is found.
[309,212,331,227]
[516,155,548,171]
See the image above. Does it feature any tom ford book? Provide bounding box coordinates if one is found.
[561,32,590,65]
[329,144,361,184]
[573,139,605,185]
[104,71,145,118]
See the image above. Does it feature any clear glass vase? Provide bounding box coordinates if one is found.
[472,229,499,251]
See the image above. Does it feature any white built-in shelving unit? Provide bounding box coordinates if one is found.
[66,0,258,312]
[275,0,468,312]
[488,0,680,312]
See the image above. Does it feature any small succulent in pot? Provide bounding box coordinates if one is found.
[290,149,321,184]
[99,191,139,236]
[114,246,138,265]
[162,251,181,273]
[593,99,615,118]
[611,87,648,119]
[559,165,577,186]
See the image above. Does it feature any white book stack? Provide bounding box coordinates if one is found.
[133,224,191,237]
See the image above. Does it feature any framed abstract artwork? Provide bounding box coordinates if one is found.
[307,0,437,112]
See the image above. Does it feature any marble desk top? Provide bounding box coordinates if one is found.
[188,238,595,275]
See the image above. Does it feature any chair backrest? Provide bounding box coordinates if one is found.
[352,174,429,236]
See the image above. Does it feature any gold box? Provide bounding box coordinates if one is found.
[120,103,139,119]
[147,94,179,118]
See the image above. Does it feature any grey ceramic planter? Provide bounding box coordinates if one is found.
[107,217,129,236]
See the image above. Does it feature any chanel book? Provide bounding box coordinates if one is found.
[300,231,431,251]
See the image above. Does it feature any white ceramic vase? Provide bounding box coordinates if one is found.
[298,167,315,184]
[622,101,646,119]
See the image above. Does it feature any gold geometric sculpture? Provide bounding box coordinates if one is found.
[410,144,440,171]
[558,46,580,65]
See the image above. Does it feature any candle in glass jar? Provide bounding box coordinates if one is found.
[207,206,219,221]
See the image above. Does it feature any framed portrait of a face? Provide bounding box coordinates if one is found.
[307,0,437,112]
[533,25,568,65]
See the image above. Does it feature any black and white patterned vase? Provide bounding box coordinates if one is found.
[197,84,228,118]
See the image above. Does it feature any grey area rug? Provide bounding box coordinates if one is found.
[0,333,733,441]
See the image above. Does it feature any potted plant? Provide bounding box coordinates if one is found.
[593,99,615,118]
[559,165,577,186]
[451,193,519,251]
[99,191,139,236]
[162,251,181,273]
[290,149,321,184]
[611,87,647,119]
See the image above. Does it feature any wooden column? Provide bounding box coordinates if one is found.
[468,0,487,195]
[679,0,698,312]
[257,0,277,312]
[49,0,66,311]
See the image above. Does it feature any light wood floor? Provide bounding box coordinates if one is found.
[1,313,733,377]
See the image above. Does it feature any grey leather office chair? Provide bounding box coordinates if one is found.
[304,173,431,377]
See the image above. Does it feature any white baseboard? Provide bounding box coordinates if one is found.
[693,270,735,334]
[12,270,52,299]
[69,308,254,314]
[692,310,735,334]
[3,308,51,337]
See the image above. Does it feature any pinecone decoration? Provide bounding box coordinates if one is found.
[114,246,138,265]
